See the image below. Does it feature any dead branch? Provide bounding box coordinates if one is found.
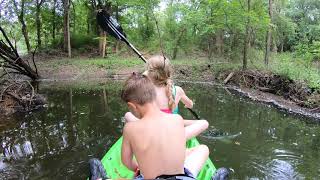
[3,67,14,81]
[224,72,234,84]
[26,81,34,105]
[0,82,18,101]
[0,26,39,80]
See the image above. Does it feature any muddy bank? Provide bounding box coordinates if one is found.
[219,70,319,109]
[216,70,320,121]
[225,85,320,121]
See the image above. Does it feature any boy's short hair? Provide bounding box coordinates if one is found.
[121,72,156,105]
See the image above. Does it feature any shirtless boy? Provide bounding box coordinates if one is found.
[121,73,209,179]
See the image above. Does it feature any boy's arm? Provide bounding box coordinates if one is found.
[121,125,138,171]
[176,86,193,109]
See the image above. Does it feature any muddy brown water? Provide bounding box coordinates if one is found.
[0,81,319,180]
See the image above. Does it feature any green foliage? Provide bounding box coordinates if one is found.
[294,41,320,62]
[272,56,320,89]
[50,34,98,49]
[71,34,99,49]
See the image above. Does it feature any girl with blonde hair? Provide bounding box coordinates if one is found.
[145,55,193,114]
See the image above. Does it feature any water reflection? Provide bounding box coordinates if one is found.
[1,140,34,161]
[0,82,319,179]
[266,159,302,179]
[178,83,320,179]
[0,87,125,179]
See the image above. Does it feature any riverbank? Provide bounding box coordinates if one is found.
[21,54,320,121]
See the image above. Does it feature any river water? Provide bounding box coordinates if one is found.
[0,81,319,180]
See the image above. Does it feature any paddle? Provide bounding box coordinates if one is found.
[187,108,201,120]
[96,10,202,120]
[96,9,147,63]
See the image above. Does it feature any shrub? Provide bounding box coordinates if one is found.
[50,34,99,49]
[294,41,320,62]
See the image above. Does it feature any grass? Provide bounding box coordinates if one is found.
[37,55,144,71]
[72,55,144,70]
[38,51,320,90]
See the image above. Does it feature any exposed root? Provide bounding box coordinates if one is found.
[221,70,319,109]
[0,80,46,115]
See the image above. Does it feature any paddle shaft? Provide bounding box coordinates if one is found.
[103,13,147,63]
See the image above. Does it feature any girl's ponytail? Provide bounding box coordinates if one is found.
[147,55,175,110]
[166,79,175,111]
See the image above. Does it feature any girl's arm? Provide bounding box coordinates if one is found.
[176,86,193,109]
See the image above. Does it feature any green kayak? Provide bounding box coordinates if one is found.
[100,137,216,179]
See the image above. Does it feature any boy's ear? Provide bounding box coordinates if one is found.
[127,102,136,110]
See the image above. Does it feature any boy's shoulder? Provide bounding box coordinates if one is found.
[123,121,138,135]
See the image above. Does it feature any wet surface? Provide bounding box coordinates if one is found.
[0,81,319,179]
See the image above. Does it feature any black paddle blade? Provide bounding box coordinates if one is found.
[187,108,201,120]
[96,9,126,40]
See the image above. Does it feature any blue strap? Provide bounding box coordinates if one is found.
[172,85,179,114]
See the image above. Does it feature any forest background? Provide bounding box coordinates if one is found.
[0,0,320,91]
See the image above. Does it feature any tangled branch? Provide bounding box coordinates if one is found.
[0,26,39,80]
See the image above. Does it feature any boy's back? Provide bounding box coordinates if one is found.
[122,112,186,179]
[121,73,209,180]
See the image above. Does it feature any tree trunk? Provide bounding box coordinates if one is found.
[215,30,224,56]
[264,0,273,66]
[272,36,277,52]
[114,2,119,52]
[71,1,76,34]
[172,28,186,60]
[99,30,106,58]
[87,16,90,34]
[207,36,214,60]
[280,41,284,52]
[103,35,107,58]
[0,1,2,19]
[36,0,44,48]
[231,32,238,51]
[13,0,31,53]
[21,21,31,53]
[243,0,251,70]
[63,0,71,58]
[89,0,99,35]
[115,41,120,53]
[52,0,57,40]
[36,6,41,47]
